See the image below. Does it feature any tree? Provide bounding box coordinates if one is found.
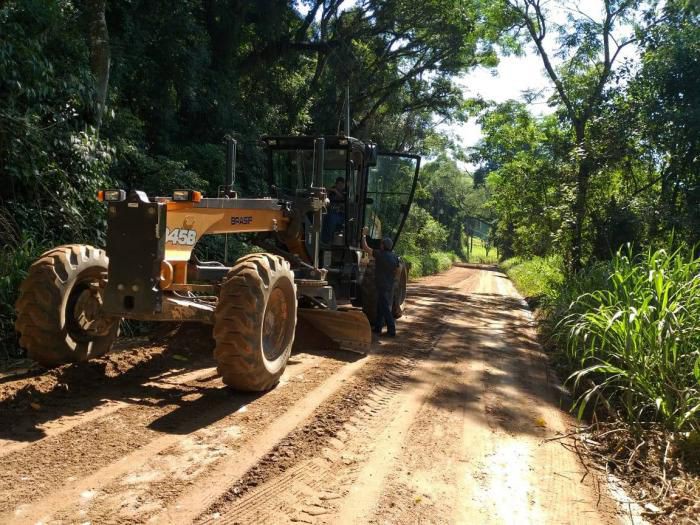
[292,0,502,150]
[86,0,110,130]
[626,4,700,246]
[498,0,664,269]
[414,155,488,254]
[472,102,571,258]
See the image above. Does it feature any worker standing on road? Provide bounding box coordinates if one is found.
[361,226,399,337]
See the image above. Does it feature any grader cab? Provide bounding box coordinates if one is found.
[15,136,420,391]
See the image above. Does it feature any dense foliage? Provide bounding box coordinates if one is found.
[504,247,700,433]
[473,1,699,268]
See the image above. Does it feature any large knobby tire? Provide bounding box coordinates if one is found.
[213,253,297,391]
[361,259,407,323]
[15,244,120,366]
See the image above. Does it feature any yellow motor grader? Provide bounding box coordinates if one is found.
[15,136,420,391]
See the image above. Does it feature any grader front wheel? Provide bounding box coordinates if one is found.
[15,244,120,366]
[392,262,408,319]
[213,253,297,391]
[361,260,408,323]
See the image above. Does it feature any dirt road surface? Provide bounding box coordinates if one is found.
[1,265,635,524]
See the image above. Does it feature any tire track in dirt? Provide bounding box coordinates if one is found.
[5,352,343,524]
[0,366,219,459]
[195,344,439,525]
[192,273,471,524]
[1,344,221,512]
[155,352,371,524]
[193,267,631,525]
[0,333,212,453]
[0,399,129,458]
[365,267,625,525]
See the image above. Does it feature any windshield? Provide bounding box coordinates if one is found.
[365,154,419,245]
[271,148,348,193]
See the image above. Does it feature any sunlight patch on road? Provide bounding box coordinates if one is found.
[484,440,541,524]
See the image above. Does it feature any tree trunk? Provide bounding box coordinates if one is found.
[87,0,110,131]
[570,159,591,272]
[569,120,591,273]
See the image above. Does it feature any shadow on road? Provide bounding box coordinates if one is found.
[0,324,361,445]
[386,270,570,438]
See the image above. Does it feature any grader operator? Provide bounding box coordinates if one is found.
[15,135,420,391]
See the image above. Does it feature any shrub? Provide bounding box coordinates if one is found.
[500,255,564,300]
[402,254,423,279]
[398,205,448,256]
[402,251,458,279]
[553,246,700,432]
[0,234,47,361]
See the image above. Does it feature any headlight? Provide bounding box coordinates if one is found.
[172,190,202,202]
[101,189,126,202]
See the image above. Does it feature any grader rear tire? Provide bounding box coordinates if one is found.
[392,262,408,319]
[15,244,119,366]
[361,260,407,323]
[213,253,297,391]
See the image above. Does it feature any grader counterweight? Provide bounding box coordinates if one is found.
[15,136,420,391]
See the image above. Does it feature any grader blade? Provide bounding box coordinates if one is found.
[295,308,372,355]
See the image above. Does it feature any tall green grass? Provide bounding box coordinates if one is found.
[465,238,498,264]
[403,251,459,279]
[553,247,700,432]
[500,255,564,300]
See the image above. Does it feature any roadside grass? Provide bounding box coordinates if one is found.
[500,255,564,304]
[403,251,459,280]
[504,247,700,433]
[504,247,700,521]
[552,247,700,433]
[402,239,497,281]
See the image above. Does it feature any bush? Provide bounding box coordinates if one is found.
[398,205,448,256]
[398,205,459,279]
[500,255,564,300]
[0,233,48,361]
[402,254,423,279]
[553,246,700,432]
[403,251,458,279]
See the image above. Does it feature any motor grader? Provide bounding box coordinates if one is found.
[15,135,420,391]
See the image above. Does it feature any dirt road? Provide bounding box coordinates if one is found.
[0,265,632,524]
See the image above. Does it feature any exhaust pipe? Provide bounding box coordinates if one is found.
[224,135,237,196]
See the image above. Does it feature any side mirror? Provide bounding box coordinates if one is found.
[365,197,374,205]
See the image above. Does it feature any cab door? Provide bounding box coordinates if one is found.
[362,153,421,248]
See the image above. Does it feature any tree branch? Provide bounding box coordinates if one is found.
[509,1,577,122]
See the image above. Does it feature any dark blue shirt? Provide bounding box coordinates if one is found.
[372,249,399,291]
